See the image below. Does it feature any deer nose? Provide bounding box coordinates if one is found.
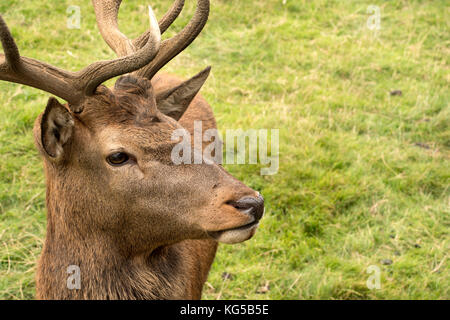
[229,194,265,221]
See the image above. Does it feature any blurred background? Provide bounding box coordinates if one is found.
[0,0,448,299]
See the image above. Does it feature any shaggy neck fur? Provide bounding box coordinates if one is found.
[36,168,187,300]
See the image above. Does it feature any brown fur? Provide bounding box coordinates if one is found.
[33,73,260,300]
[1,0,263,300]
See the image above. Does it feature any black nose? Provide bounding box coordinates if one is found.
[230,194,264,221]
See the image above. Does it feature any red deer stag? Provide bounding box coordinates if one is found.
[0,0,264,299]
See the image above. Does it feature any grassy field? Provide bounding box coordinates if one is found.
[0,0,448,299]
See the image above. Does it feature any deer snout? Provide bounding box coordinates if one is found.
[207,192,264,244]
[228,194,264,222]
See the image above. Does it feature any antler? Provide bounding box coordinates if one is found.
[136,0,209,79]
[93,0,184,57]
[0,8,161,112]
[94,0,209,80]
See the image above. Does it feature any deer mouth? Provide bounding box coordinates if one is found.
[207,220,260,244]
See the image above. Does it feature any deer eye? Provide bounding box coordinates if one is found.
[107,152,130,166]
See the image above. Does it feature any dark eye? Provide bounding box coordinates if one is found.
[107,152,130,166]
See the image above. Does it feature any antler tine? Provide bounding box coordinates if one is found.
[92,0,136,57]
[0,16,20,69]
[0,10,160,111]
[93,0,208,80]
[76,7,161,98]
[133,0,185,50]
[93,0,184,57]
[135,0,209,80]
[0,15,80,104]
[159,0,185,34]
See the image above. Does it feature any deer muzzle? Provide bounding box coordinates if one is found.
[208,193,265,244]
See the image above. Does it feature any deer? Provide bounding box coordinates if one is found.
[0,0,264,299]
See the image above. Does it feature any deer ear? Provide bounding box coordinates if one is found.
[40,97,74,160]
[156,66,211,120]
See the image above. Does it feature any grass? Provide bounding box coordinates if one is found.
[0,0,448,299]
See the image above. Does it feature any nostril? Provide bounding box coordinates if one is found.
[254,194,265,220]
[227,200,249,211]
[228,195,265,221]
[257,193,264,205]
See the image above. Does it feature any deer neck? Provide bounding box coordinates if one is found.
[36,177,186,300]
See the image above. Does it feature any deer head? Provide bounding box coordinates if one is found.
[0,0,264,285]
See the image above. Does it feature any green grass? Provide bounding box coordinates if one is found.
[0,0,448,299]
